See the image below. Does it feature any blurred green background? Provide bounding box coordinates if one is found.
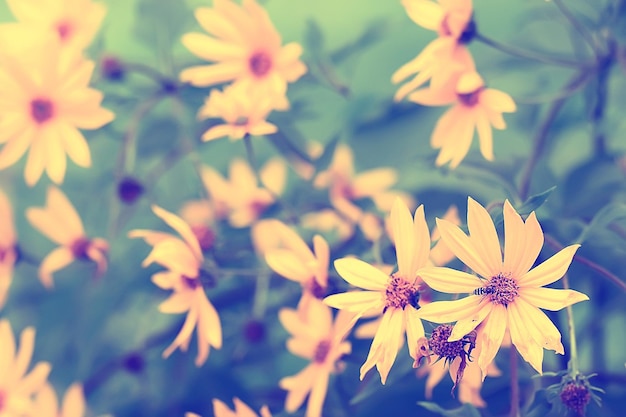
[0,0,625,416]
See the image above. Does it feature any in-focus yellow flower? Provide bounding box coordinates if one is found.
[198,83,279,142]
[129,205,222,366]
[180,0,306,101]
[264,221,329,314]
[393,0,475,100]
[0,190,17,309]
[408,71,516,168]
[202,158,286,228]
[32,383,86,417]
[314,144,414,228]
[0,39,114,186]
[26,186,108,288]
[324,198,430,384]
[5,0,106,51]
[418,198,589,376]
[279,299,353,417]
[0,319,51,417]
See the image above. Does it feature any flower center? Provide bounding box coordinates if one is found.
[191,225,215,252]
[56,20,73,41]
[182,275,201,290]
[560,382,591,415]
[70,237,91,259]
[305,278,327,299]
[30,98,55,124]
[313,339,331,363]
[428,324,465,360]
[385,274,419,310]
[457,88,483,107]
[234,116,249,126]
[439,14,475,44]
[483,273,519,306]
[249,51,273,78]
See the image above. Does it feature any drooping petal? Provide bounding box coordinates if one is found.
[151,205,203,262]
[476,304,507,377]
[507,300,544,373]
[405,305,425,359]
[333,258,388,291]
[306,370,330,417]
[417,295,482,324]
[448,297,493,341]
[39,247,75,288]
[517,245,580,287]
[513,297,564,355]
[419,266,483,293]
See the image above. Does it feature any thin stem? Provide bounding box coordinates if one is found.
[552,0,598,58]
[243,134,259,184]
[545,234,626,292]
[561,273,580,376]
[518,71,591,200]
[590,41,616,157]
[474,32,586,68]
[509,348,521,417]
[251,270,270,318]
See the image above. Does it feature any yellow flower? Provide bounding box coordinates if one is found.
[402,0,474,39]
[198,83,279,142]
[300,209,355,242]
[324,198,431,384]
[32,383,86,417]
[5,0,106,51]
[0,39,114,186]
[201,158,286,228]
[0,190,18,309]
[129,205,222,366]
[417,198,589,376]
[314,144,414,228]
[279,299,353,417]
[209,398,272,417]
[408,71,516,168]
[0,319,51,417]
[26,186,108,289]
[180,0,306,101]
[263,221,329,314]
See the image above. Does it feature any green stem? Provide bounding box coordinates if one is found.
[552,0,598,58]
[474,32,587,68]
[509,348,521,417]
[243,134,259,185]
[561,273,580,376]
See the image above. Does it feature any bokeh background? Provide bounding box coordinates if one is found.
[0,0,625,416]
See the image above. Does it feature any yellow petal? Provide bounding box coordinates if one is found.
[39,247,75,289]
[417,295,482,324]
[519,287,588,311]
[307,370,330,417]
[467,197,502,274]
[419,266,483,293]
[476,304,507,377]
[517,244,580,287]
[323,291,382,313]
[334,258,388,291]
[151,205,203,262]
[181,32,246,62]
[405,305,425,359]
[402,0,444,31]
[391,198,416,279]
[61,383,85,417]
[507,300,544,373]
[179,63,243,87]
[513,297,564,355]
[449,298,493,341]
[435,217,493,279]
[13,326,35,381]
[265,249,311,283]
[475,109,493,161]
[280,365,317,412]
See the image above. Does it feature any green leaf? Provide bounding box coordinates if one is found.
[417,402,481,417]
[491,186,556,228]
[314,134,341,173]
[575,202,626,243]
[304,19,325,57]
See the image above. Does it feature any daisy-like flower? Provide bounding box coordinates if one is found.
[198,83,279,142]
[279,299,353,417]
[6,0,106,51]
[186,398,272,417]
[0,38,114,186]
[0,319,51,417]
[129,205,222,366]
[26,186,108,289]
[418,197,589,376]
[392,0,475,100]
[263,221,329,314]
[0,190,18,309]
[202,158,286,228]
[32,383,86,417]
[314,144,414,226]
[180,0,306,101]
[408,71,516,168]
[324,198,431,384]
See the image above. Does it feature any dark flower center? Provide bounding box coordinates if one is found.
[249,51,273,78]
[182,275,201,290]
[30,98,55,124]
[56,21,73,41]
[385,274,419,310]
[560,382,591,415]
[313,340,331,363]
[307,278,327,299]
[191,225,215,252]
[484,273,519,306]
[457,88,483,107]
[70,237,91,259]
[429,324,465,360]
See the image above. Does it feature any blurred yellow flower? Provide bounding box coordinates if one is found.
[314,144,414,233]
[279,299,353,417]
[210,398,272,417]
[0,190,17,309]
[418,198,589,376]
[26,186,108,288]
[263,221,329,314]
[300,209,354,243]
[198,83,279,142]
[409,71,516,168]
[0,319,51,417]
[129,205,222,366]
[180,0,306,101]
[324,198,430,384]
[32,383,86,417]
[0,39,114,186]
[5,0,106,51]
[202,158,286,228]
[402,0,474,39]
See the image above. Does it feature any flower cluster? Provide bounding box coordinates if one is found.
[393,0,516,168]
[180,0,307,142]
